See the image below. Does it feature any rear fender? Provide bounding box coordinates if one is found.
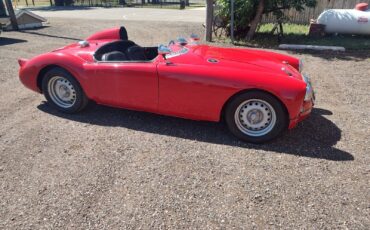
[19,53,96,98]
[85,27,128,41]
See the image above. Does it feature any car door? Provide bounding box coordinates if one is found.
[157,61,234,122]
[91,61,158,112]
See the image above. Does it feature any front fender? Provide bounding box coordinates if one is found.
[233,72,306,120]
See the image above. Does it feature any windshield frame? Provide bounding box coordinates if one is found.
[165,45,189,59]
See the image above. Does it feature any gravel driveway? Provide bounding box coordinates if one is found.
[29,6,205,22]
[0,18,369,229]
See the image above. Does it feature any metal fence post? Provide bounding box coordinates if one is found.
[4,0,18,30]
[205,0,213,41]
[230,0,234,43]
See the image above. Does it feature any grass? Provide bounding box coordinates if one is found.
[258,23,309,35]
[229,23,370,50]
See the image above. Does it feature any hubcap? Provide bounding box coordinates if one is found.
[47,76,76,108]
[234,99,276,137]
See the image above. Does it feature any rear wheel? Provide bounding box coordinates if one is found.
[42,67,89,113]
[225,91,288,143]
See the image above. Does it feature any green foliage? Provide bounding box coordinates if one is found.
[227,23,370,50]
[216,0,255,38]
[215,0,317,38]
[258,23,309,35]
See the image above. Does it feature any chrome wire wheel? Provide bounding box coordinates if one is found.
[47,76,77,109]
[234,99,277,137]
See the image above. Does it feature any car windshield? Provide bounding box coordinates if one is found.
[166,43,189,59]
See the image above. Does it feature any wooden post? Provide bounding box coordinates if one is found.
[4,0,18,30]
[0,0,6,16]
[205,0,213,42]
[230,0,234,43]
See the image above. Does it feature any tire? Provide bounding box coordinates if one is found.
[42,67,89,113]
[225,91,288,143]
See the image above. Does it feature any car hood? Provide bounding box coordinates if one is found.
[190,45,302,79]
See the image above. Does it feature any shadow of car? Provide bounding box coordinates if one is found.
[37,103,354,161]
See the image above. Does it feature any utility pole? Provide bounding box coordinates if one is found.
[205,0,213,42]
[4,0,19,30]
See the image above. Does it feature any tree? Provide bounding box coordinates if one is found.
[216,0,317,40]
[246,0,264,40]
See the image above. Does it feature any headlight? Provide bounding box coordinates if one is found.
[299,59,304,72]
[303,75,313,101]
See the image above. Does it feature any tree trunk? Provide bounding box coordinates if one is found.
[246,0,265,41]
[4,0,18,31]
[205,0,213,42]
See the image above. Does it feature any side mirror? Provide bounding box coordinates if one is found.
[158,44,171,59]
[190,33,200,41]
[177,37,188,46]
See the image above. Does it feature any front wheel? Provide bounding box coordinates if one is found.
[225,91,288,143]
[42,67,89,113]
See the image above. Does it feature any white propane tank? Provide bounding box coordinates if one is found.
[317,9,370,35]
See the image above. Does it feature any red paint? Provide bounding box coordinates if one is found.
[355,3,368,11]
[90,61,159,112]
[19,28,313,130]
[85,27,121,41]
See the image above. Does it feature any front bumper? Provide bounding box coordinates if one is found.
[288,75,315,129]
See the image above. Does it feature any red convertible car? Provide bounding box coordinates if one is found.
[18,27,314,143]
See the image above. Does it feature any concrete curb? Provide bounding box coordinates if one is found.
[279,44,346,51]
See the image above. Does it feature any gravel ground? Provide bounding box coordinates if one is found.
[1,18,369,229]
[29,6,205,23]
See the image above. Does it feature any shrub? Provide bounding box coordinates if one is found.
[215,0,317,39]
